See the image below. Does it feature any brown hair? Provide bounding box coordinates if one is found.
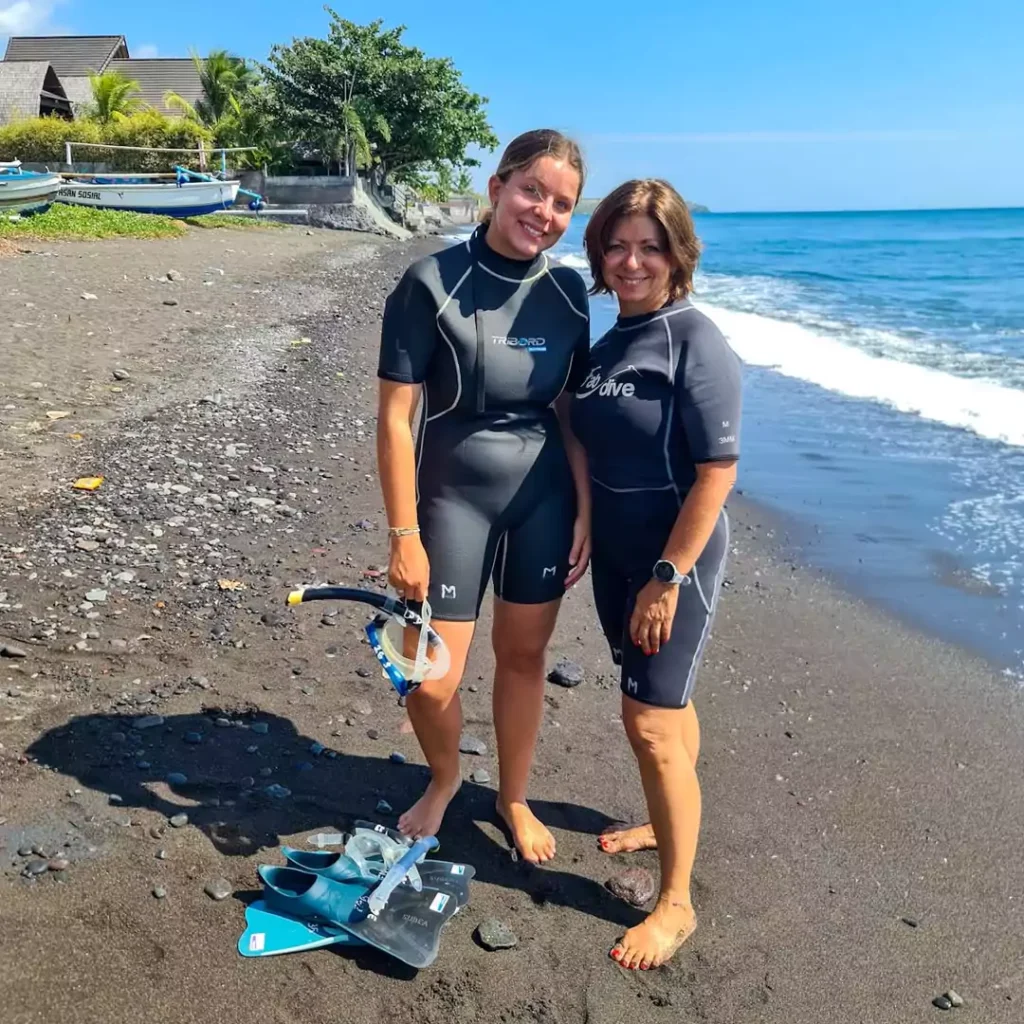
[583,179,702,300]
[480,128,586,223]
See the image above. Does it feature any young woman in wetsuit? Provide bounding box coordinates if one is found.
[375,129,592,862]
[571,180,742,969]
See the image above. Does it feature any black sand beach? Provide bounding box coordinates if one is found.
[1,227,1021,1023]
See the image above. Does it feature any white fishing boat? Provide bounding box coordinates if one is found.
[0,160,62,216]
[56,169,242,218]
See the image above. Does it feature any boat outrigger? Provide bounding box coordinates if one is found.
[0,160,62,216]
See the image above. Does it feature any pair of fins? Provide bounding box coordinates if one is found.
[239,821,475,969]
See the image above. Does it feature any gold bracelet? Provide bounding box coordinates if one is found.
[387,526,420,537]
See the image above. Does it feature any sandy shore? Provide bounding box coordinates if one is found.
[1,228,1022,1024]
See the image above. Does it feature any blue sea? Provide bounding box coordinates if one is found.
[454,209,1024,679]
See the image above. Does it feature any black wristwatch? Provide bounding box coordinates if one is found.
[652,559,687,585]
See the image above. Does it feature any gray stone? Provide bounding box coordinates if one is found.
[0,644,28,659]
[251,722,269,735]
[605,867,657,907]
[366,729,379,741]
[112,368,131,381]
[459,734,487,756]
[309,741,325,756]
[547,659,584,688]
[153,886,167,899]
[48,857,69,872]
[156,849,168,860]
[76,539,101,552]
[24,859,50,876]
[166,772,188,786]
[355,667,371,679]
[169,813,189,828]
[475,919,518,951]
[214,717,232,728]
[17,845,33,857]
[184,731,203,744]
[932,996,952,1011]
[264,784,292,799]
[375,799,393,814]
[84,589,108,604]
[389,752,406,765]
[204,878,232,901]
[946,991,964,1008]
[133,714,164,730]
[470,769,491,784]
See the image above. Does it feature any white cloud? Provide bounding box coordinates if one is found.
[0,0,57,36]
[134,43,158,58]
[585,129,961,145]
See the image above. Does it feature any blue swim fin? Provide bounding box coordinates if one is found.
[257,861,461,969]
[237,898,364,957]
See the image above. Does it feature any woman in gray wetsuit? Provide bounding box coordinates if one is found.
[571,180,742,970]
[375,130,592,862]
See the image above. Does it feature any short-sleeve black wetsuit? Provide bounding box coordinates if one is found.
[378,225,591,621]
[571,300,742,707]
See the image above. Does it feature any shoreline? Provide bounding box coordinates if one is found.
[1,229,1022,1023]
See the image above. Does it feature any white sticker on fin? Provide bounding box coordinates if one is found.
[249,932,266,952]
[429,892,450,913]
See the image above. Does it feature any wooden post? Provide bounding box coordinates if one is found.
[198,140,206,171]
[65,141,72,168]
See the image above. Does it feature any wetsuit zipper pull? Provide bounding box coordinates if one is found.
[472,267,486,413]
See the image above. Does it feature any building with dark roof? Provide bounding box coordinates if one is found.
[0,61,72,124]
[0,35,203,125]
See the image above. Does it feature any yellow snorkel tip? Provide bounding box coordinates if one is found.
[286,589,304,606]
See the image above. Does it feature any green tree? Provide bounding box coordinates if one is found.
[262,10,497,182]
[165,49,257,126]
[86,70,143,123]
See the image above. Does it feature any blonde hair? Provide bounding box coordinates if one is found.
[481,128,586,223]
[584,179,702,300]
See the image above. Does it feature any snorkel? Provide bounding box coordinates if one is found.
[286,586,450,697]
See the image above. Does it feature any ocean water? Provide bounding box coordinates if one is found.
[453,209,1024,679]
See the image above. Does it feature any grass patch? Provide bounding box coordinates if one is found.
[184,213,284,230]
[0,203,185,240]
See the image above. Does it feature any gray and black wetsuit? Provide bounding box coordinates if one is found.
[378,225,591,621]
[571,300,742,707]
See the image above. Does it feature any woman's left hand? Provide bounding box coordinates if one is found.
[630,581,679,656]
[565,514,591,587]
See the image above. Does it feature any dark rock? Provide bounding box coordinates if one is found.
[24,859,50,876]
[366,729,379,741]
[389,752,406,765]
[605,867,657,907]
[309,742,325,756]
[166,772,188,786]
[932,995,952,1010]
[184,731,203,744]
[355,667,371,678]
[0,644,28,659]
[547,659,584,688]
[901,916,918,928]
[459,734,487,756]
[475,919,518,951]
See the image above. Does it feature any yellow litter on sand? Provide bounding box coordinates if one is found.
[290,337,312,347]
[72,476,104,491]
[218,579,244,591]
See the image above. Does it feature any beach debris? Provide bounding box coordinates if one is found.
[547,658,584,688]
[0,644,28,659]
[932,995,952,1010]
[475,919,518,951]
[375,799,393,814]
[470,769,491,784]
[307,832,344,848]
[946,991,964,1008]
[605,867,657,907]
[217,579,244,591]
[290,337,312,346]
[204,878,232,901]
[72,476,104,491]
[169,813,189,828]
[459,734,487,756]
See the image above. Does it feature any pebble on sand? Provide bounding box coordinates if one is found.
[85,589,108,604]
[48,857,69,872]
[264,784,291,799]
[153,886,167,899]
[605,867,657,907]
[470,769,491,784]
[932,995,952,1010]
[133,714,164,730]
[946,991,964,1008]
[547,659,584,688]
[204,878,232,901]
[0,644,28,659]
[475,919,518,951]
[24,859,50,876]
[169,813,189,828]
[389,752,406,765]
[459,735,487,756]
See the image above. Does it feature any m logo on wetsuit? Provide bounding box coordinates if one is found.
[441,584,457,599]
[542,566,556,578]
[492,335,547,352]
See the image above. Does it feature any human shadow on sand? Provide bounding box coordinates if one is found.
[26,708,644,963]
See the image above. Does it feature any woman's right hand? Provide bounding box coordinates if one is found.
[388,533,430,602]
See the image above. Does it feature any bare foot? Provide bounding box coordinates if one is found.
[598,822,658,854]
[496,798,556,864]
[609,897,696,970]
[398,777,461,839]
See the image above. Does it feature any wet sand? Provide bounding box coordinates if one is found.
[0,228,1021,1023]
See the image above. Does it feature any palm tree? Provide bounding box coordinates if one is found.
[86,70,143,123]
[165,49,256,127]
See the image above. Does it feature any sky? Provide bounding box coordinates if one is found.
[2,0,1022,211]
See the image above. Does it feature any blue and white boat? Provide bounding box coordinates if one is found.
[0,160,62,216]
[56,168,241,218]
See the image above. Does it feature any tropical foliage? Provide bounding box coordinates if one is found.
[85,70,144,123]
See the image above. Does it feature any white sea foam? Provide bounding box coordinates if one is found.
[554,253,590,271]
[696,301,1024,448]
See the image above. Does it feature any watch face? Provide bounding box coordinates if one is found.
[653,561,674,582]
